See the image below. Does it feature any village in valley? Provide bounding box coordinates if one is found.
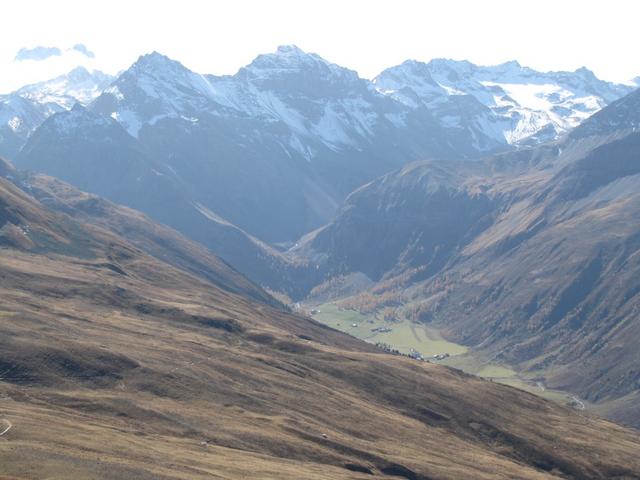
[306,303,460,363]
[306,302,583,410]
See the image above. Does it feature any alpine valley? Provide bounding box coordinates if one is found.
[2,42,640,479]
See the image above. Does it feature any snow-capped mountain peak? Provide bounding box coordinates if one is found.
[424,58,477,79]
[375,59,635,147]
[500,60,522,69]
[237,44,360,87]
[0,67,115,158]
[276,44,305,54]
[4,48,635,163]
[128,51,188,77]
[122,52,213,97]
[574,66,597,79]
[91,48,385,153]
[91,51,219,137]
[246,44,328,70]
[14,67,114,111]
[206,46,391,154]
[372,60,447,108]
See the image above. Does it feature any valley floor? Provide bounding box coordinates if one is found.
[308,302,585,412]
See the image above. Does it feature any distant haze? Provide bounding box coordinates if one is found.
[1,0,639,92]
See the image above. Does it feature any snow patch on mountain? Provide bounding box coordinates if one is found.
[94,47,391,155]
[49,105,112,136]
[16,67,114,110]
[375,59,634,147]
[7,117,22,132]
[0,95,48,136]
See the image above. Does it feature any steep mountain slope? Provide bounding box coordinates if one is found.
[8,50,636,297]
[300,160,498,283]
[15,49,631,247]
[0,95,45,160]
[569,87,640,138]
[375,59,634,147]
[13,109,307,296]
[1,166,640,479]
[0,158,273,306]
[294,89,640,427]
[90,47,463,243]
[0,67,112,159]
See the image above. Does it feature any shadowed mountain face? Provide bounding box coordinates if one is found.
[12,51,459,292]
[8,50,635,302]
[1,160,640,479]
[14,107,315,297]
[12,49,633,246]
[294,88,640,428]
[87,48,466,243]
[304,161,498,282]
[0,157,274,305]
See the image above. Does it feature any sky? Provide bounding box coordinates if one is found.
[1,0,639,93]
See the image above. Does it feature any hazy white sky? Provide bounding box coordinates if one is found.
[1,0,639,93]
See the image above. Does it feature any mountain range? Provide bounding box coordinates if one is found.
[2,45,640,437]
[375,59,633,146]
[3,47,636,288]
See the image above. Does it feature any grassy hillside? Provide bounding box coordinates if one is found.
[1,175,640,479]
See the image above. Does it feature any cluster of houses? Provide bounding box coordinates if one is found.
[405,349,452,362]
[408,348,424,361]
[375,342,402,355]
[375,343,426,362]
[431,353,450,361]
[371,326,392,333]
[375,342,452,364]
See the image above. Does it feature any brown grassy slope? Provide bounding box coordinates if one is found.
[0,177,639,479]
[12,168,278,307]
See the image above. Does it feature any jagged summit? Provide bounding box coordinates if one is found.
[388,59,438,76]
[372,61,442,106]
[375,57,634,145]
[424,58,477,77]
[126,51,195,79]
[65,65,91,78]
[14,67,114,107]
[498,59,522,68]
[374,60,441,92]
[69,102,85,112]
[140,50,171,61]
[574,65,597,77]
[275,44,307,55]
[240,44,349,78]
